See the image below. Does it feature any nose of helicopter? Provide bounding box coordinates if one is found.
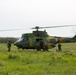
[14,40,28,49]
[14,37,29,49]
[14,41,20,47]
[14,40,23,47]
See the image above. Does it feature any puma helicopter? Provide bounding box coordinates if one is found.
[14,25,76,51]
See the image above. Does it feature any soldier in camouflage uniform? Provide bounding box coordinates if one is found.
[36,41,41,51]
[43,42,48,51]
[58,43,62,51]
[7,40,11,52]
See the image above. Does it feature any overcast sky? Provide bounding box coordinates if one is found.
[0,0,76,37]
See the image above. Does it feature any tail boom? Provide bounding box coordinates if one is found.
[55,35,76,43]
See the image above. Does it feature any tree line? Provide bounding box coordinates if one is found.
[0,37,19,43]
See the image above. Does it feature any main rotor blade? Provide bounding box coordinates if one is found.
[0,29,26,31]
[39,25,76,29]
[31,25,76,29]
[0,25,76,31]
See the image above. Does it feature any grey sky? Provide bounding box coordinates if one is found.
[0,0,76,37]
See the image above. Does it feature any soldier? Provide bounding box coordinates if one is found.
[58,43,62,51]
[43,42,48,51]
[36,41,41,51]
[7,40,11,52]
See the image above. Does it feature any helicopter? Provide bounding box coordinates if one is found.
[14,25,76,51]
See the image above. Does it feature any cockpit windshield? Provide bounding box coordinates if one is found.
[17,38,23,42]
[18,37,28,42]
[17,37,28,42]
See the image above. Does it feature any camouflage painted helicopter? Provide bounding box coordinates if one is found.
[14,25,76,51]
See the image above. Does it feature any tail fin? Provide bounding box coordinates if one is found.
[73,35,76,39]
[72,35,76,42]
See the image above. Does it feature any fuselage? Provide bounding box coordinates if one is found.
[14,31,76,49]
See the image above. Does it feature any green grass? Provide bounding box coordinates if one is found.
[0,43,76,75]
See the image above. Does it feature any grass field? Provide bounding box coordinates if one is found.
[0,43,76,75]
